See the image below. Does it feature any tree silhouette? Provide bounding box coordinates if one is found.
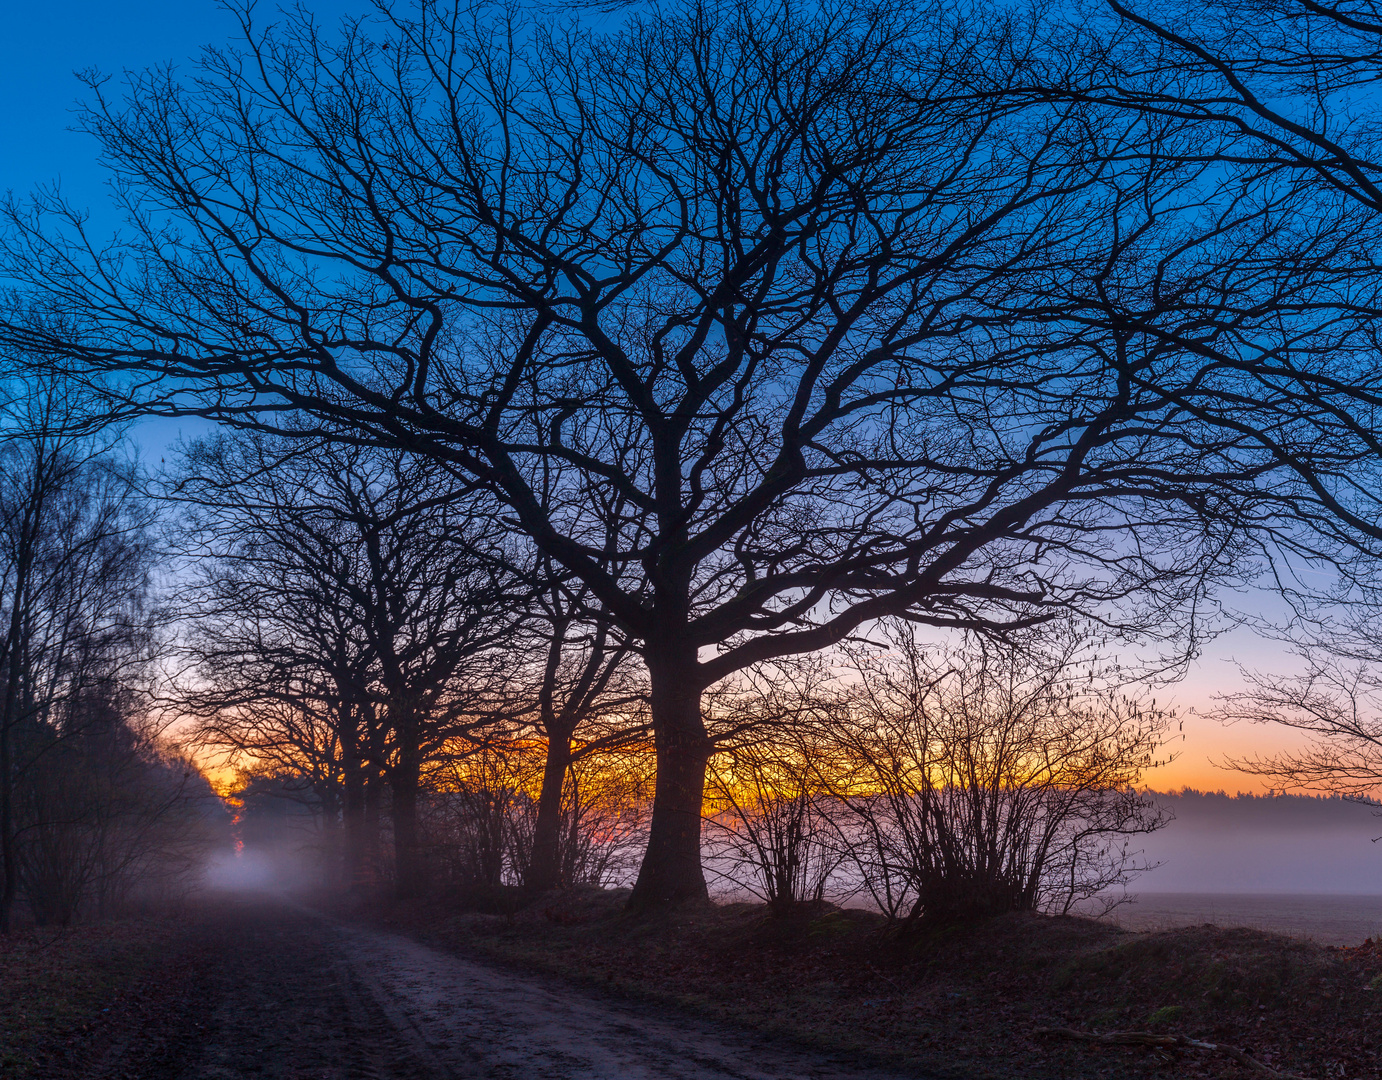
[4,0,1380,906]
[173,431,517,896]
[0,373,165,929]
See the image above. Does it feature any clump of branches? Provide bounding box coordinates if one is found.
[704,737,845,915]
[703,665,847,915]
[1215,604,1382,806]
[428,733,654,893]
[815,622,1171,926]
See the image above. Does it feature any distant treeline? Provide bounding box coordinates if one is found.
[1152,788,1373,801]
[1144,789,1382,830]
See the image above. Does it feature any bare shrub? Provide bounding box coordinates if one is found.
[430,739,654,891]
[539,746,654,890]
[428,744,528,888]
[821,622,1170,926]
[704,736,845,915]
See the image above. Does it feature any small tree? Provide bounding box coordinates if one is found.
[432,742,528,889]
[554,744,654,888]
[510,563,643,893]
[432,733,653,890]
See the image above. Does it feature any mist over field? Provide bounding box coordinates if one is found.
[1135,791,1382,894]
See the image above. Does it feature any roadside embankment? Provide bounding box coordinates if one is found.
[372,886,1382,1080]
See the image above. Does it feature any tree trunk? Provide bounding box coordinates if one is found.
[391,748,423,899]
[628,659,711,910]
[342,768,366,890]
[341,721,367,892]
[0,706,14,935]
[0,589,30,935]
[526,721,575,893]
[357,773,383,892]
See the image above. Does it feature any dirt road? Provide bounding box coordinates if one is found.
[84,895,921,1080]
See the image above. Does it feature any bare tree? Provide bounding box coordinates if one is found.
[174,434,392,889]
[548,739,655,888]
[0,372,173,930]
[431,742,526,889]
[515,564,644,892]
[431,729,654,892]
[3,0,1378,907]
[172,430,519,896]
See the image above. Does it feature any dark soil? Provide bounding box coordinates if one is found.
[3,893,920,1080]
[6,889,1377,1080]
[0,913,183,1078]
[373,885,1382,1080]
[1,895,432,1080]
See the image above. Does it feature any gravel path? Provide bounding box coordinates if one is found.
[329,918,916,1080]
[87,895,923,1080]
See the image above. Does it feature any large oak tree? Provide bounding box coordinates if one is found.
[4,0,1380,906]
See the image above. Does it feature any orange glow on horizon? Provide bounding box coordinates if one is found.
[1142,692,1324,796]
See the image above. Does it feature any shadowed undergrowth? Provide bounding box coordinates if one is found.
[373,886,1381,1080]
[0,919,179,1077]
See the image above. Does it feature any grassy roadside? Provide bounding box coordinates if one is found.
[374,887,1381,1080]
[0,917,186,1078]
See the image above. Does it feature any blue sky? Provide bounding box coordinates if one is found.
[3,1,227,205]
[0,0,373,458]
[0,1,372,210]
[0,0,1321,791]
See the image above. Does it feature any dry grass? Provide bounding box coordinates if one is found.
[0,918,181,1078]
[378,886,1382,1080]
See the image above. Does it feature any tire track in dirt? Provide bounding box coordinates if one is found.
[86,896,433,1080]
[328,918,926,1080]
[87,895,933,1080]
[174,901,432,1080]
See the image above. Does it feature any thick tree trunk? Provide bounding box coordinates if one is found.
[526,723,574,893]
[358,774,383,892]
[341,722,367,892]
[342,768,366,890]
[391,749,423,899]
[318,786,343,889]
[628,659,711,910]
